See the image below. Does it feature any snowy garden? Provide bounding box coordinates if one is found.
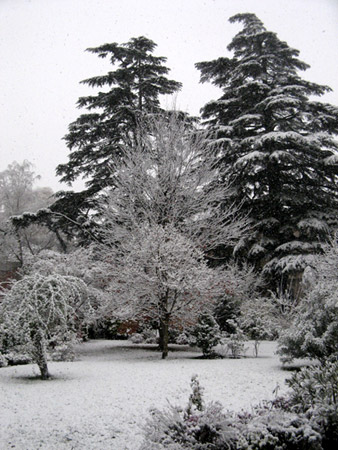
[1,11,338,450]
[0,340,291,449]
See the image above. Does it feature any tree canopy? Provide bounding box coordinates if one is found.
[97,114,249,358]
[196,13,338,294]
[54,37,181,227]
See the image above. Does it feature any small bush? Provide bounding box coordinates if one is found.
[190,313,222,358]
[5,352,32,366]
[49,344,76,362]
[176,333,190,345]
[142,328,157,344]
[140,375,239,449]
[0,354,8,368]
[236,408,321,450]
[222,320,248,358]
[286,359,338,449]
[130,333,144,344]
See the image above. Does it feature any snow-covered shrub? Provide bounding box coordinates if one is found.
[129,328,157,344]
[239,296,280,356]
[240,297,277,338]
[214,294,241,334]
[190,313,222,358]
[277,281,338,364]
[176,332,190,345]
[49,343,76,362]
[5,352,32,366]
[0,273,93,379]
[141,327,158,344]
[140,375,239,450]
[213,262,262,334]
[222,321,248,359]
[130,333,144,344]
[0,354,8,368]
[287,359,338,413]
[235,407,321,450]
[140,375,322,450]
[286,359,338,448]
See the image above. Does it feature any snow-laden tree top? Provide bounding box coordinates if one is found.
[196,12,338,295]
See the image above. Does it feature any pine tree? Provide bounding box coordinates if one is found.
[196,13,338,295]
[15,37,181,244]
[57,36,181,195]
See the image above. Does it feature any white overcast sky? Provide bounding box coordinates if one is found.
[1,0,337,192]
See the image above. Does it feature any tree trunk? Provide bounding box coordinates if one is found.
[161,314,170,359]
[158,324,164,352]
[31,328,50,380]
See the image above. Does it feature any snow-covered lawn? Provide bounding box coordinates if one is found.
[0,340,292,449]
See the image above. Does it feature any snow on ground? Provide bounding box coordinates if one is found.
[0,340,293,450]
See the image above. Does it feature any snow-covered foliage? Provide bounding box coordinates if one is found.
[98,114,249,358]
[140,375,239,449]
[197,12,338,295]
[0,273,93,378]
[0,161,59,264]
[240,295,289,343]
[190,313,222,357]
[277,236,338,363]
[285,360,338,448]
[141,373,324,450]
[103,223,227,359]
[22,247,108,290]
[99,113,250,254]
[221,320,248,358]
[278,282,338,363]
[20,247,110,319]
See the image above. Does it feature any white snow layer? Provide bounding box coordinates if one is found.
[0,340,291,450]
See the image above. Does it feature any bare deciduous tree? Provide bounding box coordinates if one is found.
[98,114,250,358]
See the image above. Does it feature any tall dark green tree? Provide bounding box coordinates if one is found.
[34,36,182,243]
[196,13,338,295]
[57,36,181,192]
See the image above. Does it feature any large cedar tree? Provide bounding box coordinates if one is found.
[196,13,338,294]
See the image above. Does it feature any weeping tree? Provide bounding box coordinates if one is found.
[196,13,338,296]
[98,113,250,358]
[0,273,93,379]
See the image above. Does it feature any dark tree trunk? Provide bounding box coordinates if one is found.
[31,328,50,380]
[158,324,164,352]
[161,314,170,359]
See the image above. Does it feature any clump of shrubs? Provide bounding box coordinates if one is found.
[141,360,338,449]
[140,375,238,450]
[286,357,338,448]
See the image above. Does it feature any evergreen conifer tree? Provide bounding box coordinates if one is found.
[32,37,181,242]
[57,36,181,192]
[196,13,338,295]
